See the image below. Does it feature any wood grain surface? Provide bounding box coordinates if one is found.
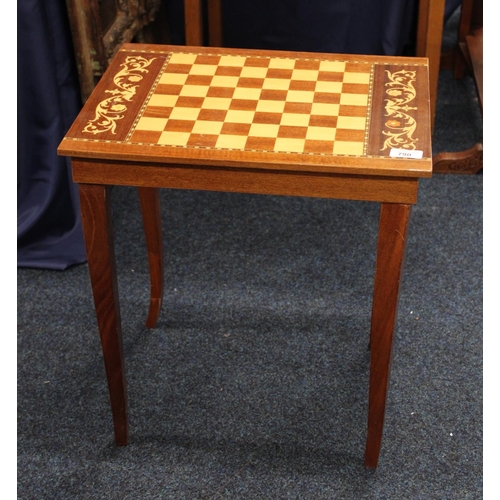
[59,44,432,178]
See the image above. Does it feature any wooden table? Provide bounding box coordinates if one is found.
[58,43,432,468]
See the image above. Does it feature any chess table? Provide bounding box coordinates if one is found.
[58,43,432,468]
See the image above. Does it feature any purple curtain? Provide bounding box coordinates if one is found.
[17,0,86,269]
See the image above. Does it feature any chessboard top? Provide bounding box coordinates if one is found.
[59,44,432,178]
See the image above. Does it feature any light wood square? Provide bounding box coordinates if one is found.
[291,69,319,81]
[215,134,248,149]
[159,72,188,85]
[333,141,364,155]
[262,78,291,90]
[148,94,179,107]
[343,72,371,84]
[339,93,369,106]
[189,64,218,76]
[202,97,233,110]
[180,85,210,97]
[255,100,286,113]
[306,126,336,141]
[319,60,346,72]
[219,55,247,67]
[168,53,198,65]
[268,58,296,69]
[315,81,342,93]
[337,116,367,130]
[280,113,310,127]
[287,90,315,103]
[233,87,262,100]
[192,120,224,135]
[135,117,168,131]
[311,103,340,116]
[225,109,256,123]
[240,66,268,78]
[211,75,240,88]
[274,138,306,153]
[248,123,280,138]
[169,107,200,120]
[158,131,190,146]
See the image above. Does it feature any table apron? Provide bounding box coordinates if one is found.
[72,159,419,204]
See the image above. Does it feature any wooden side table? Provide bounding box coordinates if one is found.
[58,43,432,468]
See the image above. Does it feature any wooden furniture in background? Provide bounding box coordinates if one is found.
[415,0,446,132]
[183,0,222,46]
[58,43,432,468]
[183,0,203,45]
[65,0,168,102]
[433,0,483,174]
[453,0,483,86]
[65,0,223,103]
[464,26,483,110]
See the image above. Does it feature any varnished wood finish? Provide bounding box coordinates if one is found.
[454,0,482,80]
[428,0,483,175]
[207,0,223,47]
[184,0,203,45]
[365,203,411,468]
[415,0,445,131]
[184,0,223,47]
[78,184,128,445]
[71,159,420,204]
[138,187,164,328]
[60,44,433,178]
[465,27,483,111]
[58,44,432,468]
[433,143,483,174]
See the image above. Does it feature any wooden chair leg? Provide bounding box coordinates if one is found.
[138,187,164,328]
[365,203,411,468]
[415,0,446,132]
[184,0,223,47]
[207,0,223,46]
[184,0,203,45]
[79,184,128,446]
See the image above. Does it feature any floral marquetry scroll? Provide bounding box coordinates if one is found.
[365,63,430,159]
[64,45,432,164]
[381,69,418,151]
[83,56,156,135]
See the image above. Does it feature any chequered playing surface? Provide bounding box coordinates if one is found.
[129,52,374,156]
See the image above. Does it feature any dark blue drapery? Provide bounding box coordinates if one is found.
[167,0,459,55]
[17,0,86,270]
[218,0,420,55]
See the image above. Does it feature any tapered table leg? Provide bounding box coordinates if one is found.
[365,203,411,468]
[79,184,128,446]
[138,187,164,328]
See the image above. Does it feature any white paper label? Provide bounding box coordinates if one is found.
[389,148,423,159]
